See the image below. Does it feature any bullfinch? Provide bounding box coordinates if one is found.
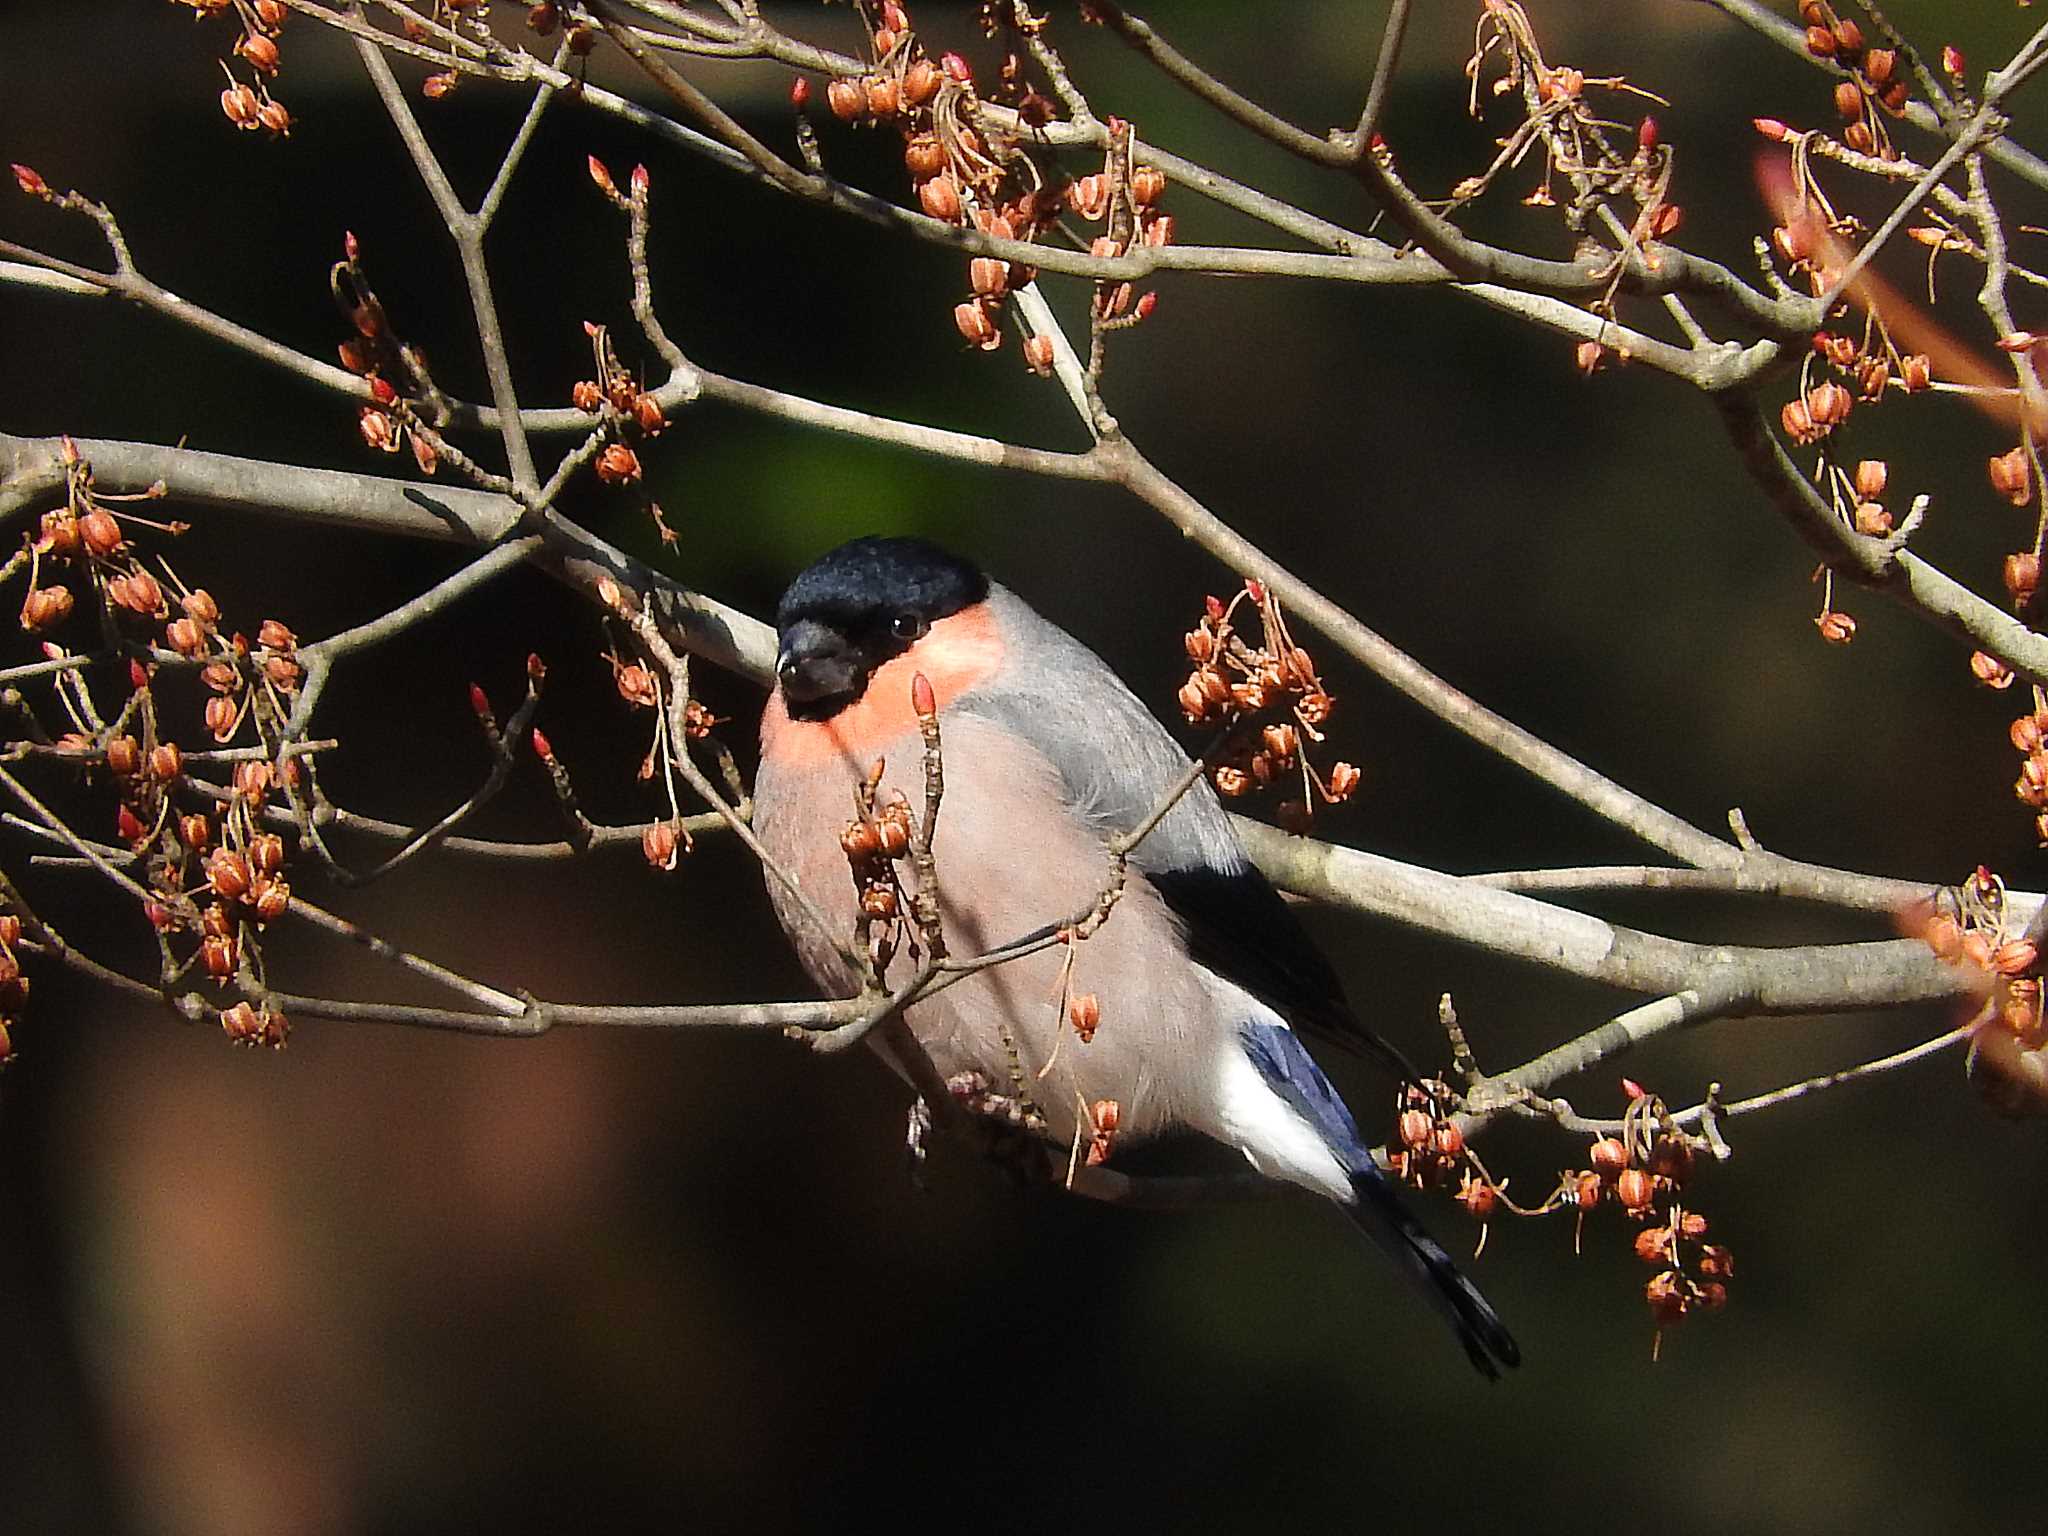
[754,536,1518,1378]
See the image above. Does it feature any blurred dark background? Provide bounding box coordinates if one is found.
[3,3,2046,1532]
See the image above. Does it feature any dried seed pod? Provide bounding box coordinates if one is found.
[825,77,864,120]
[104,735,140,776]
[840,820,881,859]
[1990,446,2032,507]
[1972,650,2017,689]
[1590,1137,1629,1178]
[952,300,999,350]
[875,816,911,859]
[221,1000,263,1043]
[1068,992,1100,1043]
[79,508,123,556]
[251,876,290,925]
[1900,354,1933,391]
[903,59,940,107]
[147,743,183,782]
[167,616,208,656]
[1397,1109,1432,1150]
[1816,609,1856,644]
[596,443,643,485]
[1326,761,1362,801]
[36,510,78,555]
[221,82,260,127]
[1129,165,1166,206]
[233,759,274,805]
[969,257,1010,298]
[1023,334,1055,376]
[1615,1167,1655,1211]
[201,933,239,981]
[1212,765,1250,797]
[208,847,252,901]
[1993,939,2039,977]
[179,813,212,851]
[2006,552,2042,604]
[918,174,961,221]
[19,585,73,632]
[1807,380,1852,429]
[1066,174,1109,220]
[1645,1270,1688,1325]
[1634,1226,1674,1265]
[1852,502,1891,536]
[866,76,900,117]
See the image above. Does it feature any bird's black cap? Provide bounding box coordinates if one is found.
[773,537,989,718]
[775,536,988,635]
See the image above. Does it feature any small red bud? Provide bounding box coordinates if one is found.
[531,727,554,761]
[10,163,48,197]
[911,671,936,717]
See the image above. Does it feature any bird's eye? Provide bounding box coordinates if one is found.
[891,613,928,642]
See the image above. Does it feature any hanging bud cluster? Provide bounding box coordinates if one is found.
[2001,697,2048,844]
[333,235,446,476]
[1384,1079,1475,1192]
[13,439,189,647]
[1553,1084,1730,1355]
[1801,1,1909,158]
[1176,579,1359,831]
[1906,866,2038,983]
[796,3,1166,363]
[0,914,30,1068]
[842,756,921,974]
[171,0,295,135]
[569,318,668,498]
[1903,869,2048,1116]
[22,443,307,1043]
[1463,8,1683,251]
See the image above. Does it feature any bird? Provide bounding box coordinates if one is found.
[752,535,1519,1378]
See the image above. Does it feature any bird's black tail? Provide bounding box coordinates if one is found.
[1345,1164,1521,1380]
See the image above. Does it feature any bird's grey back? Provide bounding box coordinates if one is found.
[955,587,1388,1064]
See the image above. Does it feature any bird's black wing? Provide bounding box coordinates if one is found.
[1145,860,1416,1081]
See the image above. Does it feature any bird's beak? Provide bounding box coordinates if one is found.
[776,619,864,708]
